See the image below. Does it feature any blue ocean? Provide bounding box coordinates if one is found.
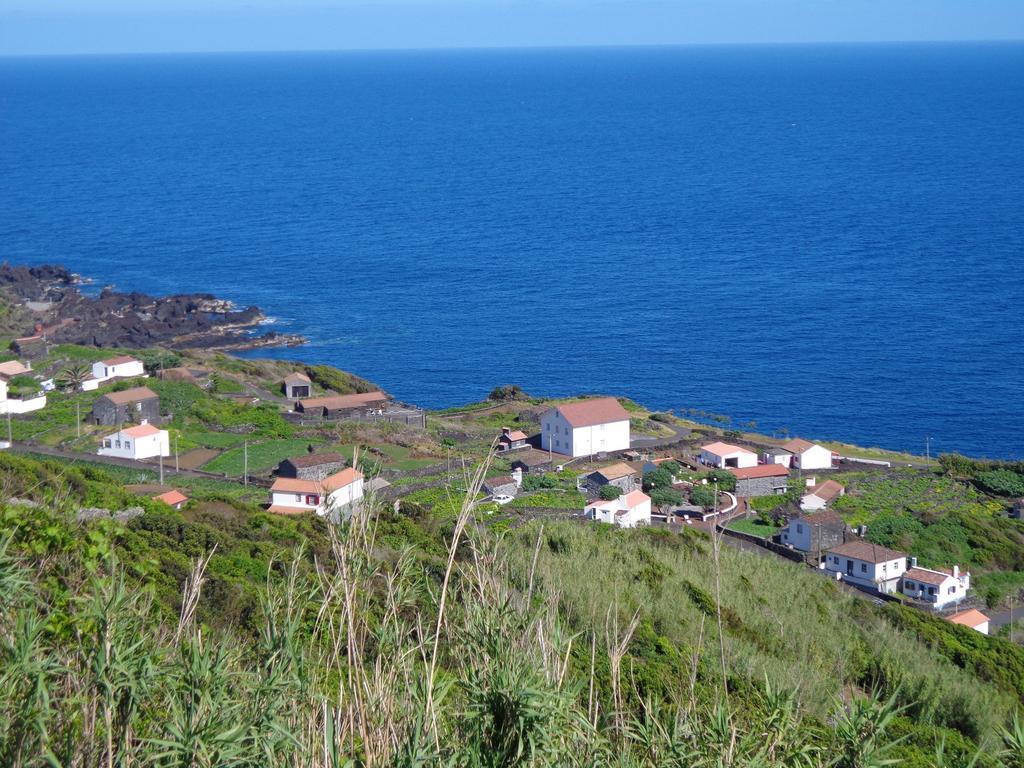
[1,43,1022,458]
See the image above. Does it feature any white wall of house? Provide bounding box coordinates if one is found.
[586,495,651,528]
[825,553,907,593]
[764,452,791,466]
[326,477,364,511]
[971,620,990,635]
[793,444,833,470]
[700,447,757,469]
[902,568,970,609]
[540,410,630,457]
[98,428,169,460]
[0,391,47,415]
[271,490,322,513]
[92,359,146,382]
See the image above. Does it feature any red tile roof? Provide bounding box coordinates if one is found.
[101,386,158,405]
[728,464,789,480]
[102,355,139,366]
[948,609,989,629]
[154,490,188,506]
[119,423,162,438]
[797,509,845,527]
[271,477,321,494]
[298,391,388,410]
[701,441,755,457]
[596,462,637,481]
[551,397,629,428]
[284,372,311,384]
[828,540,905,564]
[321,467,363,492]
[903,567,955,587]
[781,438,817,453]
[502,430,528,441]
[806,479,844,502]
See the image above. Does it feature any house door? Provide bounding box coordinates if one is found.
[845,560,854,576]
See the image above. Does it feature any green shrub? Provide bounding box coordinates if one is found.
[598,485,621,501]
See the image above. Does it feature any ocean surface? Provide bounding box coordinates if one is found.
[1,43,1023,458]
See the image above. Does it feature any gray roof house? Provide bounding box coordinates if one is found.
[90,386,160,426]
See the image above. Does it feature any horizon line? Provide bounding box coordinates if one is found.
[2,36,1023,60]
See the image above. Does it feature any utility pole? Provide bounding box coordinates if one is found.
[76,400,81,439]
[174,435,179,473]
[243,439,248,488]
[925,436,931,464]
[6,410,11,445]
[159,450,164,485]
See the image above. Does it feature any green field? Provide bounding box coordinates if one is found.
[201,438,320,476]
[727,516,781,538]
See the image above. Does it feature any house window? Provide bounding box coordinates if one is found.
[124,441,131,450]
[928,587,936,595]
[294,494,302,502]
[135,402,142,411]
[860,563,867,573]
[905,581,915,589]
[948,586,956,595]
[796,523,803,534]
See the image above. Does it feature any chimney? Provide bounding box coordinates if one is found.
[511,467,523,487]
[953,565,959,578]
[910,556,917,567]
[805,476,816,487]
[502,427,511,437]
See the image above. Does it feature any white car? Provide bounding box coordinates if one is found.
[492,494,514,505]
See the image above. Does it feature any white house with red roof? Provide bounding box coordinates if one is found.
[699,441,757,469]
[269,467,364,516]
[825,540,908,593]
[97,422,169,460]
[948,608,990,635]
[540,397,630,458]
[83,355,147,391]
[765,438,834,470]
[585,490,651,528]
[901,563,970,609]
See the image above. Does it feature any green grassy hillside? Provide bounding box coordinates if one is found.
[2,451,1023,766]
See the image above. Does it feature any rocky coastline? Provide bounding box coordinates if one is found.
[0,263,305,351]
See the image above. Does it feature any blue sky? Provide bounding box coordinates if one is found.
[0,0,1022,56]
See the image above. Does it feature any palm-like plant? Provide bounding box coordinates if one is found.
[55,363,90,392]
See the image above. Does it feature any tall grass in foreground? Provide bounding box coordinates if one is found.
[0,462,1021,766]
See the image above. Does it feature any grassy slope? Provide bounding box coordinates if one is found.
[1,450,1022,763]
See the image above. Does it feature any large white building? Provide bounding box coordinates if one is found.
[699,441,757,469]
[824,540,908,594]
[98,422,169,460]
[585,490,651,528]
[82,356,147,391]
[540,397,630,458]
[269,467,364,517]
[901,564,970,609]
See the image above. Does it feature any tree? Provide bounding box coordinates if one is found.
[642,468,674,492]
[650,487,684,508]
[703,469,736,492]
[56,363,90,393]
[690,485,717,509]
[599,485,621,501]
[488,384,529,402]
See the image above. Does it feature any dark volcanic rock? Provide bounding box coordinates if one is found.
[0,262,305,351]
